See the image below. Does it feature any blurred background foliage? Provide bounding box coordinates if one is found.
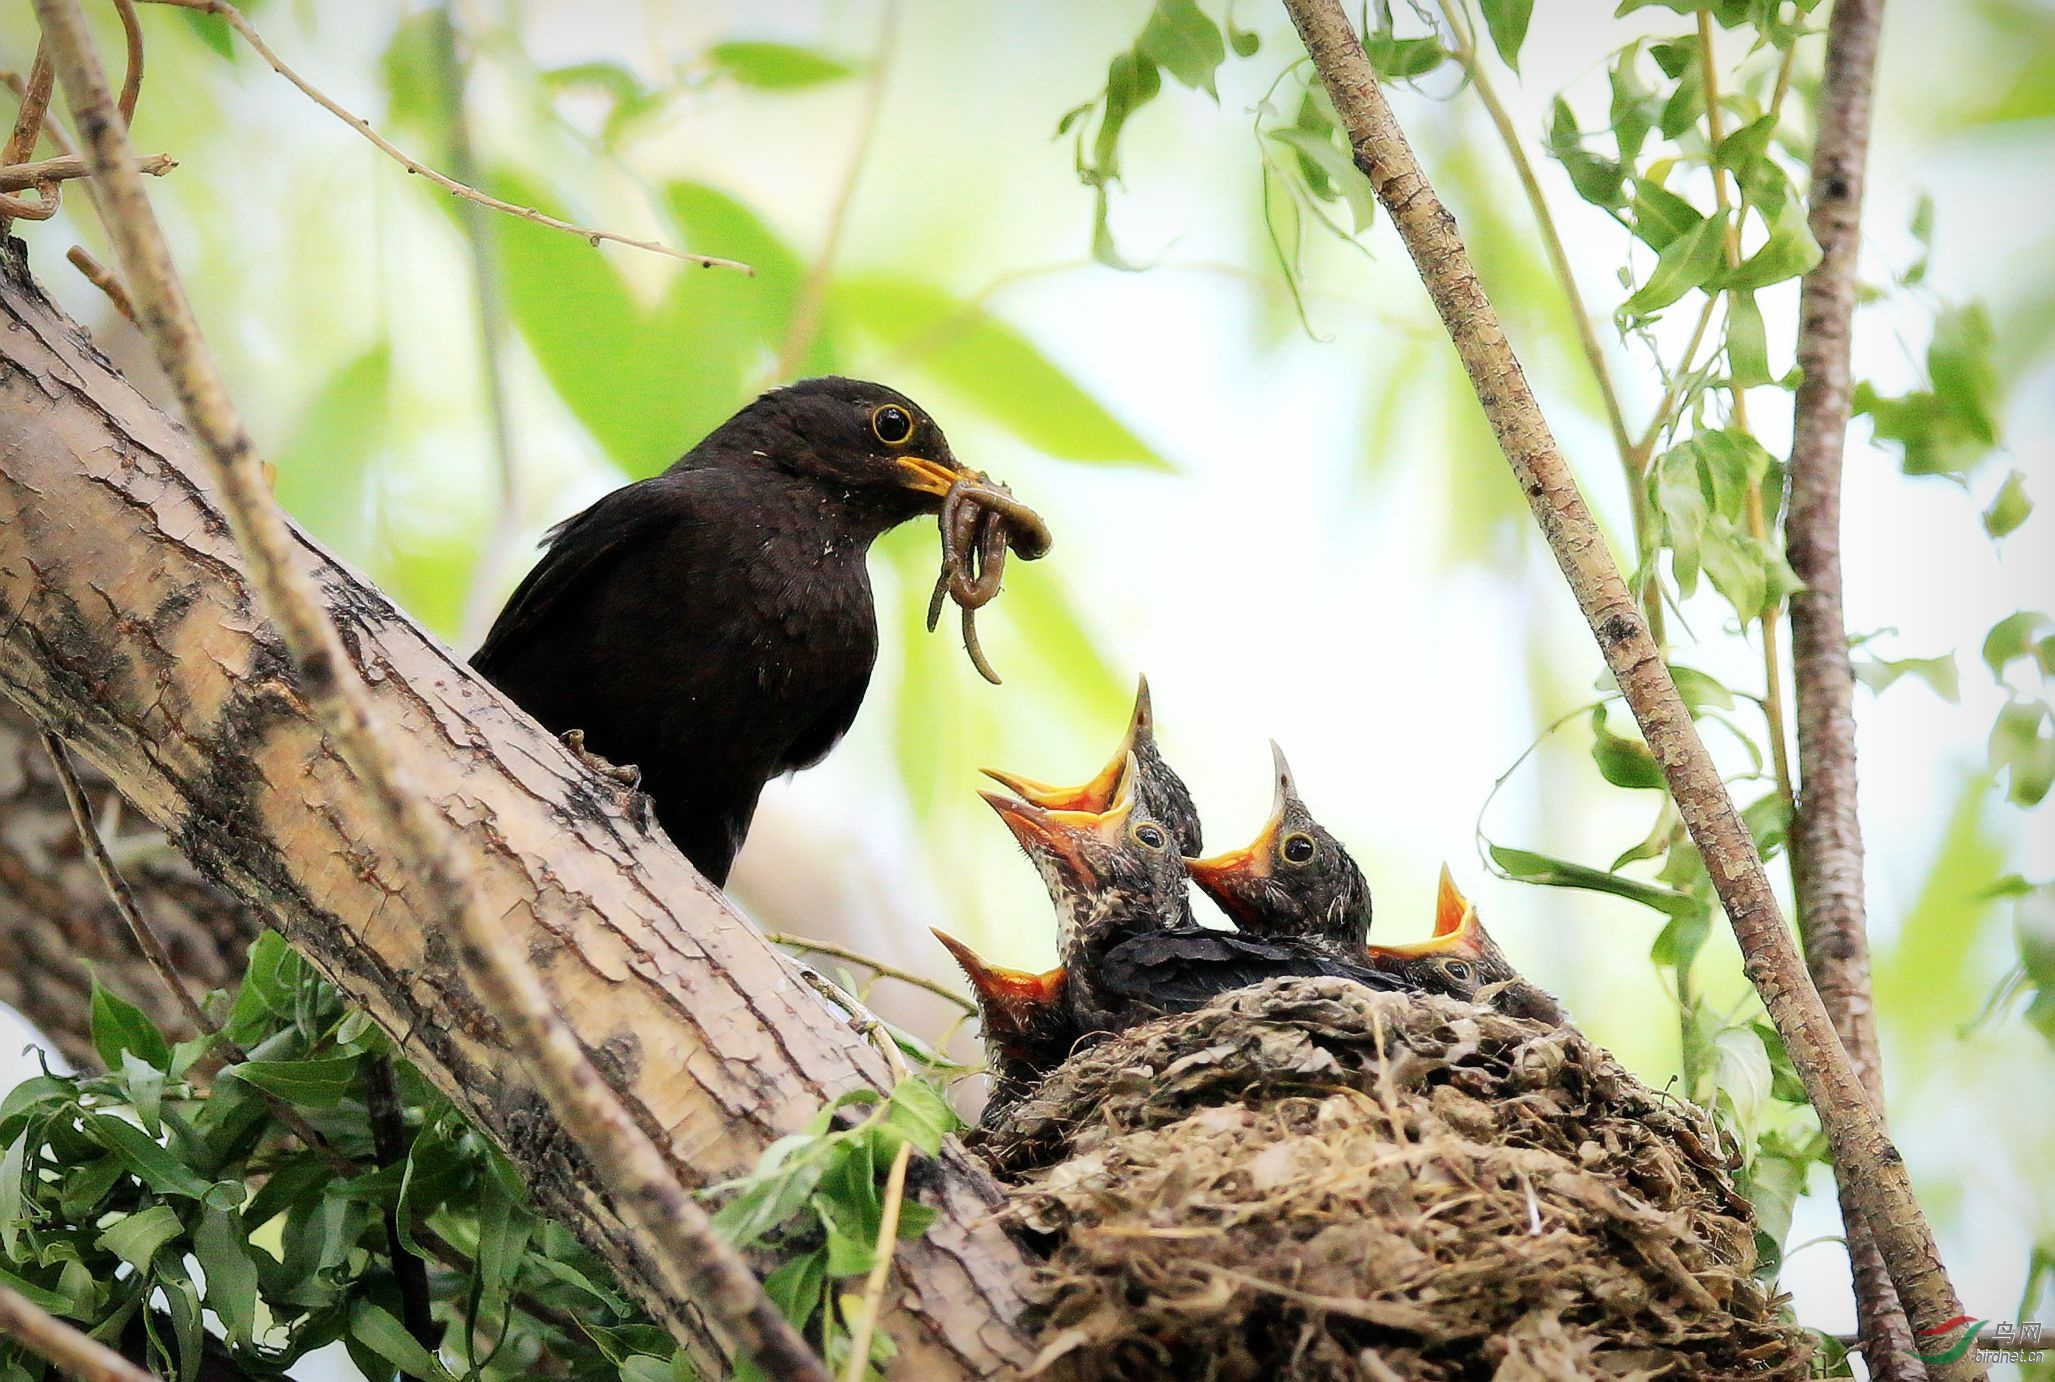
[1,0,2051,1369]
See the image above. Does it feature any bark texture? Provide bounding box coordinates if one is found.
[1784,1,1917,1375]
[0,695,257,1068]
[1277,4,1979,1377]
[0,241,1032,1380]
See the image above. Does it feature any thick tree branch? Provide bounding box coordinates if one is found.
[0,242,1031,1378]
[1783,2,1917,1377]
[31,1,824,1374]
[1277,4,1980,1377]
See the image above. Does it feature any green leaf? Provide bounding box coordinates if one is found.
[222,1056,362,1109]
[1984,469,2033,538]
[379,10,458,161]
[88,1116,219,1200]
[1709,200,1820,292]
[1363,34,1447,80]
[1983,611,2052,679]
[1725,290,1771,387]
[833,273,1168,466]
[0,1130,26,1260]
[192,1209,260,1349]
[349,1299,451,1381]
[1712,1025,1772,1145]
[1620,211,1727,319]
[1989,699,2055,807]
[1546,99,1625,210]
[1712,114,1787,216]
[91,984,172,1076]
[764,1248,828,1328]
[1478,0,1535,71]
[881,1078,957,1158]
[1489,844,1698,917]
[1091,49,1162,184]
[1590,705,1665,789]
[1670,665,1736,712]
[1629,178,1701,251]
[706,41,855,90]
[96,1203,185,1273]
[1137,0,1227,97]
[272,343,392,552]
[1853,653,1961,703]
[180,11,238,61]
[1608,45,1655,164]
[1928,302,2001,447]
[1268,128,1377,234]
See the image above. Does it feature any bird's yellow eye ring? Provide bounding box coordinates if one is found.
[1280,832,1317,866]
[1132,822,1168,852]
[871,404,916,446]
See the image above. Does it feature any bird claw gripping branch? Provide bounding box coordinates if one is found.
[926,475,1051,685]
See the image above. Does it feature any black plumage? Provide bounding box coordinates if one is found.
[473,378,974,884]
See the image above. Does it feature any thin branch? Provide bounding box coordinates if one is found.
[30,5,820,1378]
[365,1055,439,1370]
[774,0,900,380]
[1277,5,1980,1378]
[0,1283,161,1382]
[111,0,143,125]
[64,244,138,322]
[1784,0,1915,1377]
[128,0,750,272]
[1439,0,1634,467]
[763,931,978,1015]
[841,1026,913,1382]
[0,151,173,191]
[43,731,216,1037]
[1697,12,1796,810]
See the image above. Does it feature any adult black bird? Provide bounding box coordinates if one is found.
[1364,868,1570,1026]
[474,378,993,884]
[1183,742,1374,958]
[979,675,1203,856]
[983,764,1404,1035]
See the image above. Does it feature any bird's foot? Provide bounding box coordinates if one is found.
[559,729,656,828]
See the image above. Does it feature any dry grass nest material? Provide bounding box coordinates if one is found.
[976,978,1811,1382]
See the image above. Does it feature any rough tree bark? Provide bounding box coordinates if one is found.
[0,695,256,1069]
[0,243,1033,1380]
[1782,2,1919,1377]
[1277,4,1981,1378]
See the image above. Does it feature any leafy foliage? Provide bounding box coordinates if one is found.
[0,939,959,1382]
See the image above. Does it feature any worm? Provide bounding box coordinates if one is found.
[925,475,1050,684]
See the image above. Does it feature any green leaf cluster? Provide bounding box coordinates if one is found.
[1,937,682,1382]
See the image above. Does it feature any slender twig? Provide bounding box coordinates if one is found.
[763,931,977,1015]
[0,1283,161,1382]
[31,6,822,1377]
[0,151,173,191]
[64,245,138,322]
[42,730,363,1173]
[43,731,216,1037]
[1439,0,1634,467]
[774,0,900,381]
[125,0,748,271]
[1783,1,1915,1377]
[840,1025,913,1382]
[1697,13,1795,810]
[111,0,143,125]
[1278,6,1980,1377]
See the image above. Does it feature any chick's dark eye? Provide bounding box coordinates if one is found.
[871,404,914,445]
[1442,960,1472,984]
[1133,823,1166,851]
[1280,832,1316,865]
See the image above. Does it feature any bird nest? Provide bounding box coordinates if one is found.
[974,979,1811,1382]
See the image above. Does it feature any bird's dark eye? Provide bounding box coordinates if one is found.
[1132,823,1167,851]
[1442,960,1472,984]
[1280,832,1316,865]
[870,404,915,445]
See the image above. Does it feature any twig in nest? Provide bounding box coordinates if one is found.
[924,477,1050,684]
[134,0,752,272]
[66,244,137,322]
[763,931,978,1014]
